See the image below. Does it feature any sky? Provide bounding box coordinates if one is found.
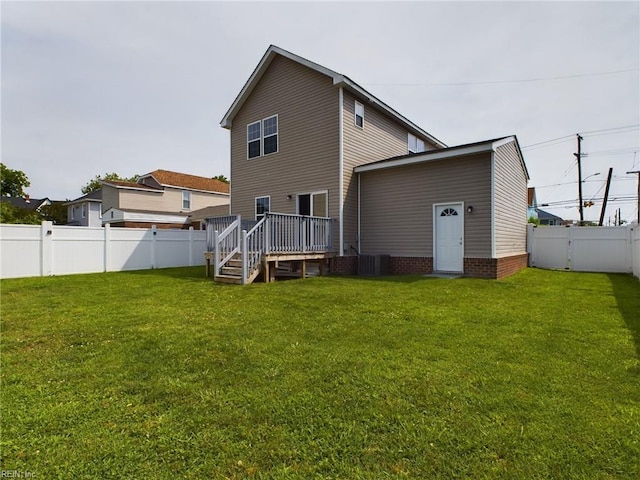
[2,0,639,224]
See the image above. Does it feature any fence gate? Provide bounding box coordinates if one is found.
[527,224,635,274]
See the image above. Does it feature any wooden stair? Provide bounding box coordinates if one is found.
[214,254,263,285]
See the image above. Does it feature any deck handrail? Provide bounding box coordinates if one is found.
[213,216,241,276]
[241,216,267,284]
[206,215,238,252]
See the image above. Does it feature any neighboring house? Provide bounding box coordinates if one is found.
[218,45,529,279]
[527,187,538,220]
[537,208,564,226]
[189,204,231,230]
[101,169,230,229]
[65,189,103,227]
[2,195,51,212]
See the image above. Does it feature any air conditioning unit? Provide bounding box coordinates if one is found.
[358,254,390,276]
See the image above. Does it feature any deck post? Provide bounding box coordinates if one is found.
[265,214,270,254]
[213,230,220,277]
[241,230,248,285]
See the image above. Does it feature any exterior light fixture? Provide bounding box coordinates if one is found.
[466,206,474,213]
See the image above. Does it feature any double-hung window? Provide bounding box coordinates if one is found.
[255,196,270,220]
[247,121,261,159]
[182,191,191,210]
[82,203,87,218]
[408,133,425,153]
[247,115,278,158]
[355,101,364,128]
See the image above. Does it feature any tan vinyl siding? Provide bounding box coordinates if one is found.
[342,90,439,254]
[359,153,492,257]
[230,55,340,225]
[493,141,528,256]
[112,188,228,213]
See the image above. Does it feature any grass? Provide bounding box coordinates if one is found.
[1,267,639,479]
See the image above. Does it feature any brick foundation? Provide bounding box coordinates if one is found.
[464,253,528,279]
[390,256,433,275]
[331,253,528,279]
[331,255,358,275]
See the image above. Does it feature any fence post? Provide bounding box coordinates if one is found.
[40,221,53,276]
[151,225,157,269]
[188,226,194,267]
[104,223,111,272]
[241,230,248,285]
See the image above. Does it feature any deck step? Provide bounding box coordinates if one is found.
[214,274,243,284]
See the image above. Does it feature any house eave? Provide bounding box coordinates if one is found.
[220,45,447,148]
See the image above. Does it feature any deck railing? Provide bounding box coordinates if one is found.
[265,213,334,254]
[206,213,334,283]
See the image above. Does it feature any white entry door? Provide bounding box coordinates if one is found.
[434,203,463,272]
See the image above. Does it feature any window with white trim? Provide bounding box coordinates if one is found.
[182,191,191,210]
[255,196,270,220]
[247,115,278,158]
[408,133,425,153]
[262,115,278,155]
[355,101,364,128]
[82,203,87,218]
[247,121,261,159]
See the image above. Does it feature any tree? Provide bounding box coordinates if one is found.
[81,173,139,194]
[212,174,229,184]
[40,201,69,225]
[1,163,31,197]
[0,201,41,224]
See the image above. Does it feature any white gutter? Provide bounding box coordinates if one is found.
[338,86,344,256]
[491,151,496,258]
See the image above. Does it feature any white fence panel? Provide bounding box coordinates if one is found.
[528,224,636,275]
[52,226,105,275]
[0,224,42,278]
[528,225,570,270]
[109,227,154,272]
[570,227,630,273]
[0,222,207,279]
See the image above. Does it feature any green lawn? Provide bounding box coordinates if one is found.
[1,268,639,479]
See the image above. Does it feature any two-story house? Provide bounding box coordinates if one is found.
[65,190,103,227]
[101,169,229,229]
[216,45,529,279]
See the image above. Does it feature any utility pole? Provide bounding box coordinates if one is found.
[574,134,584,225]
[598,168,613,227]
[627,170,640,224]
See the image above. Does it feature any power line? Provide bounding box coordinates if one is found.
[522,124,640,150]
[362,67,639,87]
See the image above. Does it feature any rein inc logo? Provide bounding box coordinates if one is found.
[1,472,35,478]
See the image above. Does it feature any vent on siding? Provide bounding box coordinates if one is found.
[358,254,391,276]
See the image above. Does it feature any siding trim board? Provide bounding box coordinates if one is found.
[339,86,345,256]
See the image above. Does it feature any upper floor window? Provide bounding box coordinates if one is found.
[247,121,261,159]
[247,115,278,159]
[255,196,270,220]
[263,115,278,155]
[182,191,191,210]
[355,101,364,128]
[408,133,425,153]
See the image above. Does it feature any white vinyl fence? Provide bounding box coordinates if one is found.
[0,222,207,279]
[527,224,640,279]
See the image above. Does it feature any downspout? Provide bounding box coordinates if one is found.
[491,151,496,258]
[338,86,344,256]
[357,171,361,255]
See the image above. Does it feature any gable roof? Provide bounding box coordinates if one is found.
[220,45,447,149]
[139,170,230,194]
[536,208,563,222]
[354,135,529,179]
[64,189,103,206]
[1,196,50,211]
